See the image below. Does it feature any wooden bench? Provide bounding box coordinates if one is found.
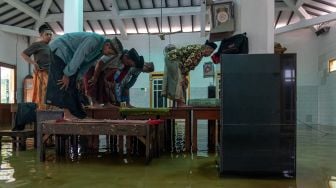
[0,129,35,150]
[85,107,193,152]
[38,119,158,164]
[0,104,35,150]
[36,110,64,152]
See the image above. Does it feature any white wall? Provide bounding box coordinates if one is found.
[0,31,29,103]
[276,29,319,125]
[315,27,336,125]
[276,29,319,86]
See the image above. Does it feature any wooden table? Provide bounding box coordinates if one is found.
[119,108,170,155]
[85,107,191,151]
[39,119,157,164]
[167,107,192,151]
[36,110,64,151]
[119,107,192,152]
[85,107,121,119]
[192,107,220,151]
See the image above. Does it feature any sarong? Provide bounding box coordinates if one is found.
[162,56,186,102]
[32,70,49,110]
[45,54,86,118]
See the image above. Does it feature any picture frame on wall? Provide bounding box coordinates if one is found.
[211,2,234,28]
[203,62,215,78]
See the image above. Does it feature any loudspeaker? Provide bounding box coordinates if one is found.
[315,26,330,36]
[208,85,216,98]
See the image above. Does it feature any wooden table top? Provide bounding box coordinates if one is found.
[41,119,152,126]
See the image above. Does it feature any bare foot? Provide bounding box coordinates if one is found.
[63,109,80,120]
[103,103,119,108]
[126,103,135,108]
[176,100,190,108]
[91,103,103,108]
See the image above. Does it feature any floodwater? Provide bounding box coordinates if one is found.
[0,122,336,188]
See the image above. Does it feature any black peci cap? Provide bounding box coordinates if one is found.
[136,56,144,69]
[205,40,217,50]
[126,48,144,68]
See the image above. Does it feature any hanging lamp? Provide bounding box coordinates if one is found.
[158,0,165,40]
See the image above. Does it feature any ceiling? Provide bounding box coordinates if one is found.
[0,0,336,37]
[275,0,336,29]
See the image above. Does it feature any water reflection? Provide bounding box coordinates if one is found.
[330,176,336,188]
[174,120,185,153]
[0,142,15,183]
[0,123,335,187]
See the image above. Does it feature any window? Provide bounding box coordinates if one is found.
[0,63,16,104]
[329,58,336,73]
[152,78,167,108]
[150,72,168,108]
[150,72,190,108]
[284,69,295,83]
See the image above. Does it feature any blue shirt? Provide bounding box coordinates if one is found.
[50,32,106,78]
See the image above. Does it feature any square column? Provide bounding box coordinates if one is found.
[235,0,274,53]
[64,0,83,33]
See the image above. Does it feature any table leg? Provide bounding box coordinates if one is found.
[40,134,45,161]
[208,120,216,152]
[185,117,191,152]
[165,119,172,152]
[145,125,152,165]
[192,117,197,152]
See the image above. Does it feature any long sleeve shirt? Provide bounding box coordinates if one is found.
[49,32,106,78]
[167,44,203,75]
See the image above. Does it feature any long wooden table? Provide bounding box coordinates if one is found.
[85,107,192,152]
[39,119,157,164]
[118,107,192,152]
[167,108,192,151]
[85,107,120,119]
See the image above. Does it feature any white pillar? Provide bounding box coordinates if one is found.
[235,0,274,53]
[64,0,83,33]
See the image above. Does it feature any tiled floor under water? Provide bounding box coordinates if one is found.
[0,123,335,188]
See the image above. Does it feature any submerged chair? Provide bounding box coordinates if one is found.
[0,103,37,150]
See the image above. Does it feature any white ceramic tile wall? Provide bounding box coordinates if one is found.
[297,86,318,124]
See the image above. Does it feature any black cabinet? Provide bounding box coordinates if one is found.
[219,54,296,177]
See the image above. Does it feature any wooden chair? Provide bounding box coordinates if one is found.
[0,103,35,150]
